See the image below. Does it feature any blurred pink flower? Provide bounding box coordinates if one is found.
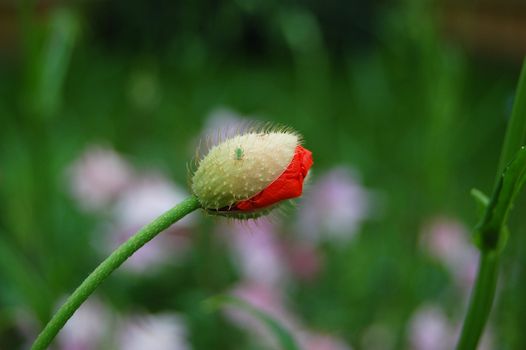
[408,303,494,350]
[408,304,455,350]
[283,241,323,281]
[54,298,192,350]
[116,313,190,350]
[225,281,299,346]
[219,220,288,286]
[104,172,196,273]
[57,297,113,350]
[67,145,134,211]
[420,217,478,292]
[296,167,371,243]
[299,332,352,350]
[13,309,40,349]
[226,282,353,350]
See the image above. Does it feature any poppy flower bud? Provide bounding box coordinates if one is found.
[191,127,313,218]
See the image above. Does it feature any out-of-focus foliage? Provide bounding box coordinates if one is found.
[0,0,525,349]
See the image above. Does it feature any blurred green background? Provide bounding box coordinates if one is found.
[1,0,526,349]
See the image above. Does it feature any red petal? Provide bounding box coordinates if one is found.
[235,145,313,211]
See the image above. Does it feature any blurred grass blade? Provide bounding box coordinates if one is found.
[33,8,79,119]
[0,232,51,322]
[205,295,301,350]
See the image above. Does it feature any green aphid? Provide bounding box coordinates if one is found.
[234,147,244,160]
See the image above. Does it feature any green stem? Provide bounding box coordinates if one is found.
[30,196,201,350]
[456,58,526,350]
[456,254,499,350]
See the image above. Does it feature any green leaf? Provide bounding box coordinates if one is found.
[475,146,526,251]
[470,188,489,217]
[497,59,526,176]
[204,295,301,350]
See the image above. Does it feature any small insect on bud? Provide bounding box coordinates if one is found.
[191,126,313,218]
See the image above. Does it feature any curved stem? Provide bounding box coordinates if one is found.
[456,58,526,350]
[30,196,201,350]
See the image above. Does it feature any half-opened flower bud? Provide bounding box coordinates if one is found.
[191,127,313,218]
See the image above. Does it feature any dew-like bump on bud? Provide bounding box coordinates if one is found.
[191,126,313,218]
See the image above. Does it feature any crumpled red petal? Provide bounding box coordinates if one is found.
[235,145,313,211]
